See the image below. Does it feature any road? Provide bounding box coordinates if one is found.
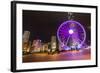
[23,49,91,63]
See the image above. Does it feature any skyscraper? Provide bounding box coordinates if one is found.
[23,31,30,43]
[51,36,57,53]
[31,39,42,53]
[23,31,30,53]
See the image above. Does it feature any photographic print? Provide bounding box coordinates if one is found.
[11,1,97,72]
[22,11,91,63]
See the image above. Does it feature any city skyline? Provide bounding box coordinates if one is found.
[23,30,58,53]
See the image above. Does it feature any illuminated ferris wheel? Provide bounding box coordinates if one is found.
[57,20,86,50]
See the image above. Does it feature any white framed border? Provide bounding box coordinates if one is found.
[14,2,97,71]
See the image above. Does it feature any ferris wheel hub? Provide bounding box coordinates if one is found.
[69,29,74,34]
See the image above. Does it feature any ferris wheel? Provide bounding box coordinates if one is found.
[57,20,86,50]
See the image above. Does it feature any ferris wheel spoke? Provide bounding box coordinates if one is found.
[57,20,86,49]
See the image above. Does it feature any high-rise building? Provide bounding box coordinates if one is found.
[23,31,30,43]
[31,39,42,53]
[58,43,64,51]
[23,31,30,53]
[67,23,80,50]
[42,43,48,52]
[51,36,57,52]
